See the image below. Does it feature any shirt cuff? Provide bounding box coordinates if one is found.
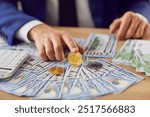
[15,20,43,44]
[135,13,149,23]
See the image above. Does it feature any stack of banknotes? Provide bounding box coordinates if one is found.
[0,55,143,99]
[113,40,150,76]
[0,36,143,99]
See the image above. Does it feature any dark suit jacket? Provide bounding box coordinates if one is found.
[0,0,150,45]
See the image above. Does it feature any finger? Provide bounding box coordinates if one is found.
[50,34,64,61]
[44,39,55,60]
[77,44,84,54]
[35,42,48,61]
[134,21,147,38]
[109,18,121,34]
[117,12,132,40]
[125,17,141,39]
[61,32,79,53]
[143,24,150,39]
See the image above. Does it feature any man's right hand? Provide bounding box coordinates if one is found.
[28,24,83,61]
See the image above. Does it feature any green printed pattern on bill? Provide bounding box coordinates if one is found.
[84,33,118,58]
[113,40,150,76]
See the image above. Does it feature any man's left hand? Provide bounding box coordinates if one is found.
[109,11,150,40]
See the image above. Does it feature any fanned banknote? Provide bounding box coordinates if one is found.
[134,43,150,76]
[84,33,118,58]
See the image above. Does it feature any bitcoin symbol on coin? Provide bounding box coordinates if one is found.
[72,56,77,62]
[68,52,82,66]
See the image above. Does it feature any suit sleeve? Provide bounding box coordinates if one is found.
[0,0,37,45]
[118,0,150,23]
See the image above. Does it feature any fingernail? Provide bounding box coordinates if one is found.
[72,47,78,53]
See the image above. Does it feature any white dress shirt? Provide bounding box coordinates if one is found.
[15,0,148,44]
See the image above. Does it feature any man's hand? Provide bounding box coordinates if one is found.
[28,24,83,61]
[110,11,150,40]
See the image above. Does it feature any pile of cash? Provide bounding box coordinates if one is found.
[84,33,118,58]
[0,55,143,99]
[0,36,144,99]
[113,40,150,76]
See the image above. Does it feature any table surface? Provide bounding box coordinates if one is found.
[0,27,150,100]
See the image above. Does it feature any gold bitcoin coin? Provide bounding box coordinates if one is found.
[48,67,65,75]
[68,52,83,66]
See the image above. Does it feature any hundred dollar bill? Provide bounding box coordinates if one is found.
[132,52,145,72]
[84,33,117,58]
[113,40,150,76]
[134,47,150,76]
[113,40,136,65]
[133,40,150,75]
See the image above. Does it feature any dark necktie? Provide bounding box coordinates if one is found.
[59,0,78,26]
